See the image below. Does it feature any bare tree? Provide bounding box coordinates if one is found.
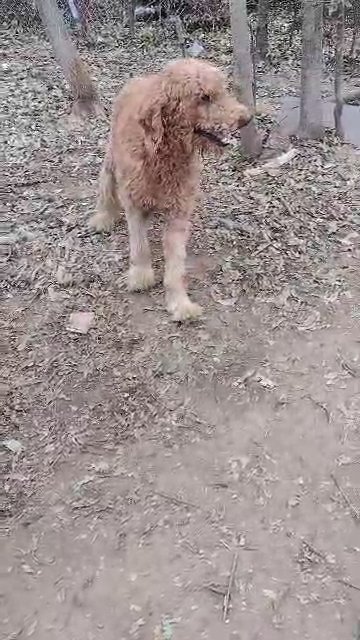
[298,0,324,139]
[334,0,345,137]
[35,0,102,118]
[229,0,262,157]
[256,0,269,59]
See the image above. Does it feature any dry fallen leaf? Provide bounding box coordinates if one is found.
[66,311,95,334]
[2,438,23,454]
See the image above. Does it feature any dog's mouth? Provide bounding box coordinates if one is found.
[195,116,253,148]
[194,128,234,148]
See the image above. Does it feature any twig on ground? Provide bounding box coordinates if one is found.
[253,241,272,256]
[223,550,239,622]
[303,394,330,423]
[3,179,46,191]
[340,359,358,377]
[154,491,199,510]
[277,193,295,217]
[204,582,227,596]
[302,539,360,596]
[331,473,360,520]
[337,578,360,592]
[302,539,327,561]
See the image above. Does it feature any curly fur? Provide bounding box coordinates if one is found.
[90,58,252,321]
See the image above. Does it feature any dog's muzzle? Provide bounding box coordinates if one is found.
[195,112,254,147]
[194,128,231,147]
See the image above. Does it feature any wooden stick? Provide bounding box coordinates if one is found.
[331,473,360,520]
[337,578,360,592]
[223,550,239,621]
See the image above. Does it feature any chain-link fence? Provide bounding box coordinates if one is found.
[4,0,359,56]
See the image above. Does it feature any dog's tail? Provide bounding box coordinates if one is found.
[90,151,122,232]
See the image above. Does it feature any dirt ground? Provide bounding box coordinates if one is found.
[1,25,360,640]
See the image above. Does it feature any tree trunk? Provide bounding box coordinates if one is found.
[127,0,136,37]
[77,0,95,40]
[35,0,102,118]
[256,0,269,59]
[288,2,301,48]
[229,0,262,157]
[298,0,324,139]
[169,15,186,57]
[334,0,345,138]
[349,0,360,57]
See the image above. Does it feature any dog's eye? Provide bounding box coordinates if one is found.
[201,94,211,103]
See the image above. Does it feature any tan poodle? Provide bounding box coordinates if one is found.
[90,58,252,321]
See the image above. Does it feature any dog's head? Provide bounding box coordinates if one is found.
[140,58,253,155]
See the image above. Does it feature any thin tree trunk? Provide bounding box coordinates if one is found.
[288,2,301,48]
[35,0,102,118]
[229,0,262,157]
[169,15,186,57]
[77,0,94,40]
[127,0,136,37]
[349,0,360,57]
[334,0,345,138]
[256,0,269,59]
[299,0,324,139]
[349,27,356,57]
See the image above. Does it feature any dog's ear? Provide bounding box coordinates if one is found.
[140,102,164,155]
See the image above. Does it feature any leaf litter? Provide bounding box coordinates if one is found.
[1,22,360,521]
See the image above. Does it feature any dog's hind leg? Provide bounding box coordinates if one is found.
[89,152,122,232]
[126,205,155,292]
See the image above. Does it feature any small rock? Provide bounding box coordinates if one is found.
[56,265,73,286]
[67,311,94,335]
[186,40,206,58]
[2,438,23,454]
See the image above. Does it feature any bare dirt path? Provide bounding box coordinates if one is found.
[2,288,360,640]
[1,26,360,640]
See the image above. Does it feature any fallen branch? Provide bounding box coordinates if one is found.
[331,473,360,520]
[223,550,239,621]
[154,491,200,511]
[244,148,298,177]
[337,578,360,592]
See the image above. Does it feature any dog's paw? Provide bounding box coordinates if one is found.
[128,266,155,292]
[168,298,203,322]
[89,211,114,233]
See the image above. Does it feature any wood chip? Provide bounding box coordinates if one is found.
[244,148,298,176]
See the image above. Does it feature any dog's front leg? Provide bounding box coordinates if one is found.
[163,215,202,322]
[126,207,155,292]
